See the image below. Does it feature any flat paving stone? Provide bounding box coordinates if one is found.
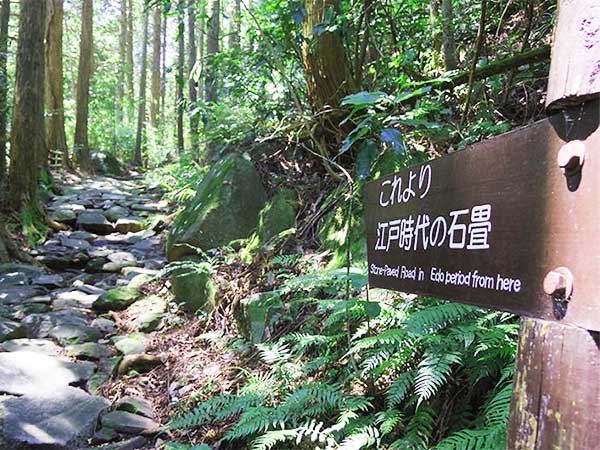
[0,338,62,355]
[2,386,109,447]
[0,351,91,395]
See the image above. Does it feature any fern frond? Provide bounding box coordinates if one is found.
[415,352,461,406]
[387,371,416,408]
[406,303,479,335]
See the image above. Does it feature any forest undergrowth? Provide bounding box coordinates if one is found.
[120,138,522,450]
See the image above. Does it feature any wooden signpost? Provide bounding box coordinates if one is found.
[366,1,600,448]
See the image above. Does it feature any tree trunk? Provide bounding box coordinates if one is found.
[45,0,69,169]
[0,0,10,184]
[205,0,220,104]
[117,0,127,122]
[134,2,149,166]
[440,0,458,70]
[228,0,241,50]
[161,7,167,123]
[8,0,46,210]
[150,3,161,128]
[126,0,134,105]
[302,0,354,111]
[188,0,199,154]
[176,0,185,155]
[197,1,205,96]
[74,0,94,172]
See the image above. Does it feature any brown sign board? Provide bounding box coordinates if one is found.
[365,101,600,331]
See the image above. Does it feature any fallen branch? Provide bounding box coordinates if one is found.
[438,45,550,90]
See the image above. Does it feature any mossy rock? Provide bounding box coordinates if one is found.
[233,292,284,344]
[170,258,217,313]
[93,286,142,312]
[243,188,297,260]
[91,152,123,176]
[166,154,267,261]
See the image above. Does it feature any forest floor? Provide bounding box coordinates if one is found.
[0,174,190,449]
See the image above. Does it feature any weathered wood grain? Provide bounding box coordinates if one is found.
[547,0,600,110]
[507,318,600,450]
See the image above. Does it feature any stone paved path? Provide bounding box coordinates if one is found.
[0,176,171,450]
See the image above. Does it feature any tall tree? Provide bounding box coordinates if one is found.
[74,0,94,172]
[302,0,354,111]
[0,0,10,184]
[228,0,241,50]
[188,0,199,154]
[134,1,149,166]
[161,8,167,123]
[126,0,134,103]
[150,3,161,128]
[45,0,69,168]
[117,0,127,121]
[205,0,220,104]
[197,1,205,96]
[8,0,46,209]
[440,0,458,70]
[176,0,185,154]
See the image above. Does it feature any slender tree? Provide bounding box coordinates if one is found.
[188,0,199,154]
[161,7,167,123]
[8,0,47,209]
[205,0,220,104]
[228,0,241,50]
[0,0,10,184]
[45,0,69,169]
[134,1,149,166]
[74,0,94,172]
[440,0,458,70]
[117,0,127,121]
[197,1,205,96]
[176,0,185,154]
[126,0,134,104]
[150,3,162,128]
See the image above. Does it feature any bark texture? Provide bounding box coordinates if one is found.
[188,0,199,154]
[301,0,354,111]
[176,0,185,154]
[150,4,161,128]
[0,0,10,183]
[228,0,241,50]
[8,0,47,209]
[126,0,134,102]
[440,0,458,70]
[74,0,94,172]
[45,0,69,168]
[117,0,127,121]
[205,0,220,104]
[134,2,149,166]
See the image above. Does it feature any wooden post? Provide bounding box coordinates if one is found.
[546,0,600,110]
[508,2,600,448]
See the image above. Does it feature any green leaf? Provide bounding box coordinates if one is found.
[341,91,388,108]
[356,139,378,180]
[380,129,405,156]
[339,118,371,156]
[364,301,382,319]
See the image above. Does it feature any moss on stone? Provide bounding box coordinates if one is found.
[170,258,217,313]
[167,153,267,261]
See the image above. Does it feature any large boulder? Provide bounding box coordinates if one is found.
[243,188,297,260]
[166,154,267,261]
[233,292,284,343]
[170,259,216,313]
[91,152,124,176]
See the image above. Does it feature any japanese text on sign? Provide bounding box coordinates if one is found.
[374,165,492,252]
